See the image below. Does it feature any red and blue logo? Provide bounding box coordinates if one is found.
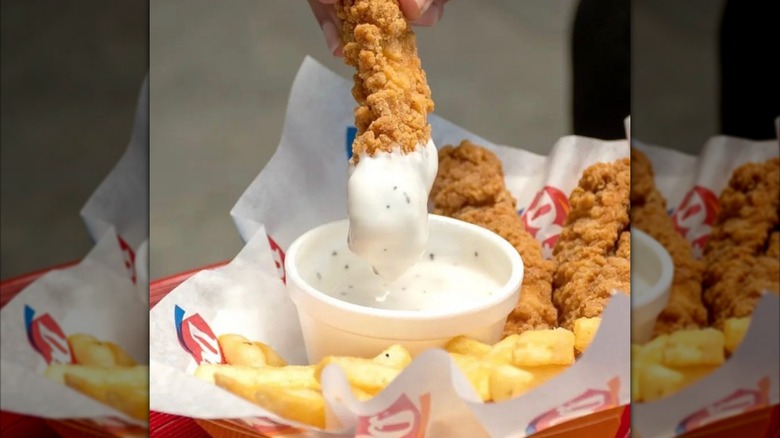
[174,305,223,365]
[521,186,571,258]
[117,235,137,284]
[526,377,620,434]
[24,305,72,365]
[676,377,770,434]
[346,126,357,160]
[267,235,287,284]
[672,186,719,256]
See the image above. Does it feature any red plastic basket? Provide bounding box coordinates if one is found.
[5,262,777,437]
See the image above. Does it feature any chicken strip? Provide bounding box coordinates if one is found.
[703,158,780,328]
[336,0,433,161]
[552,158,631,329]
[430,141,557,335]
[336,0,437,279]
[631,148,708,335]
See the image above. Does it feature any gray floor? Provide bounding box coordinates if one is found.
[150,0,579,279]
[0,1,147,279]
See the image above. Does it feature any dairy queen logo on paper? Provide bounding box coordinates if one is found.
[676,377,770,434]
[356,393,431,438]
[24,305,72,364]
[267,235,287,283]
[174,305,223,365]
[117,235,137,284]
[671,186,719,257]
[521,186,570,258]
[526,377,620,434]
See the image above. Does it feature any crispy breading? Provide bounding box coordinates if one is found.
[703,158,780,328]
[430,141,557,335]
[631,148,708,335]
[552,159,631,329]
[336,0,433,162]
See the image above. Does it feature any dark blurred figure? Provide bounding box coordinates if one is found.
[571,0,631,139]
[719,0,780,139]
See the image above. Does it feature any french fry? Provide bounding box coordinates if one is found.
[105,385,149,421]
[106,342,138,366]
[448,353,492,401]
[59,365,148,388]
[512,328,575,366]
[636,335,668,366]
[352,387,375,401]
[68,334,116,367]
[213,374,325,428]
[678,366,718,389]
[63,367,149,420]
[573,317,601,353]
[723,317,751,354]
[254,386,325,428]
[314,357,401,395]
[372,345,412,369]
[631,370,642,402]
[488,364,566,402]
[203,365,319,389]
[256,343,288,367]
[445,336,491,357]
[486,334,519,364]
[44,364,71,384]
[639,364,689,402]
[489,364,533,402]
[663,329,725,367]
[219,334,286,367]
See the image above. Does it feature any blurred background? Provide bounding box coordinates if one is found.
[150,0,586,279]
[632,0,725,152]
[0,1,148,279]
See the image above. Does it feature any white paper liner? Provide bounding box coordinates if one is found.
[150,57,631,437]
[632,137,780,437]
[0,76,150,429]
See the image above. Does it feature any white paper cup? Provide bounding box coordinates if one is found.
[285,215,524,362]
[631,229,673,344]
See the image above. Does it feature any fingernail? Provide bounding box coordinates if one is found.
[413,2,442,26]
[321,20,342,56]
[415,0,434,17]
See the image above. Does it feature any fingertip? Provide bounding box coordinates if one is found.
[411,2,442,27]
[399,0,433,20]
[321,20,343,56]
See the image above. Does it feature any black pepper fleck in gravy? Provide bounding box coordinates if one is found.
[429,253,435,261]
[404,193,410,204]
[344,264,349,270]
[332,250,338,256]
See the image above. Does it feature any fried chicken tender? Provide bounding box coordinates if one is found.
[430,141,557,335]
[703,158,780,328]
[336,0,433,162]
[552,159,631,329]
[631,148,708,335]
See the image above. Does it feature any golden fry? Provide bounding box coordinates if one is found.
[489,364,567,402]
[254,386,325,429]
[662,329,725,367]
[218,334,287,367]
[723,317,751,354]
[63,367,149,421]
[573,317,601,353]
[106,342,137,367]
[512,328,575,366]
[67,334,116,367]
[448,353,492,402]
[204,365,318,390]
[445,336,491,358]
[314,357,401,395]
[372,345,412,369]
